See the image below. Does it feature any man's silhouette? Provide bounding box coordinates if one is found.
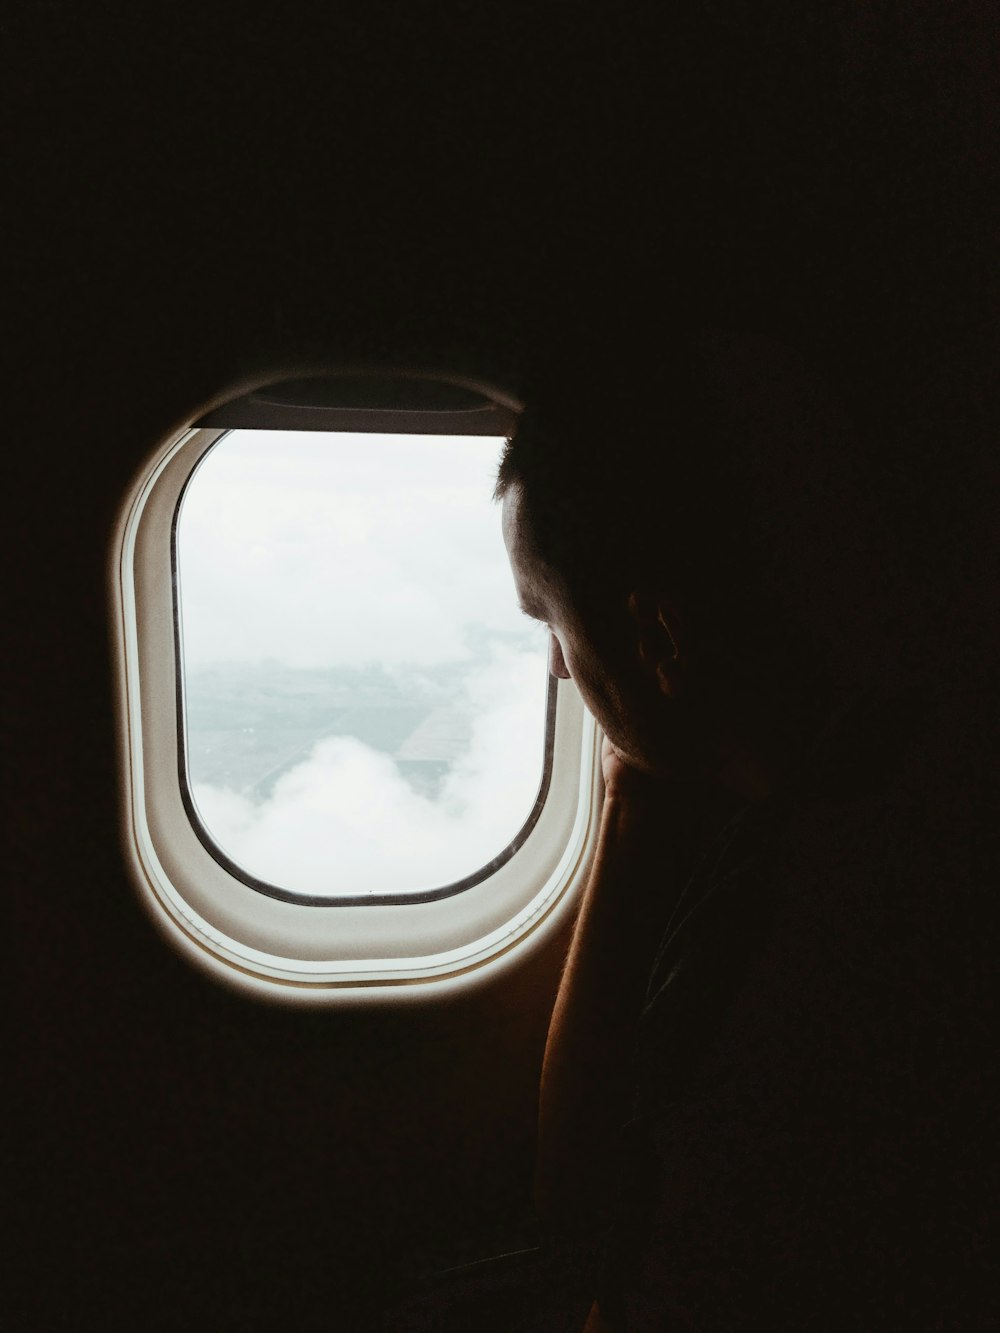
[496,334,995,1330]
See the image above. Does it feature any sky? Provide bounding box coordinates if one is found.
[176,430,551,895]
[177,430,533,669]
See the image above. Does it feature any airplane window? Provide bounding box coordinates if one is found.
[113,375,597,999]
[175,429,551,901]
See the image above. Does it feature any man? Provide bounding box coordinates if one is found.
[495,335,995,1330]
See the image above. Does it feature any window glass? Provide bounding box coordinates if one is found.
[175,430,549,898]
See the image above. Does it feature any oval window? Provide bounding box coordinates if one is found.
[175,429,552,901]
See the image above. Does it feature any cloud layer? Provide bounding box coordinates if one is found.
[192,645,548,895]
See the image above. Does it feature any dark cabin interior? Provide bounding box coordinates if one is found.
[10,6,997,1330]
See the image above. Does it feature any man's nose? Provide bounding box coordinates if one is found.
[549,634,571,680]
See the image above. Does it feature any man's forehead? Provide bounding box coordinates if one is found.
[500,482,532,565]
[501,485,559,609]
[500,478,526,538]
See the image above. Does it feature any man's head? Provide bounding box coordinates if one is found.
[499,461,751,788]
[496,333,902,792]
[501,477,664,773]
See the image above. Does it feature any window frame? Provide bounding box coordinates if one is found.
[111,371,601,1003]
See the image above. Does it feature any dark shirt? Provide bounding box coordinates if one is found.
[385,678,996,1333]
[599,679,997,1330]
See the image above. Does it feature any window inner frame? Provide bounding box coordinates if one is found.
[172,429,560,906]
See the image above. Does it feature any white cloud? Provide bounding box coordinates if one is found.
[177,430,523,669]
[192,645,548,896]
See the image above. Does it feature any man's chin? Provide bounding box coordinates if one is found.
[609,738,660,778]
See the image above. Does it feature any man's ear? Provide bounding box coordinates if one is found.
[626,590,685,699]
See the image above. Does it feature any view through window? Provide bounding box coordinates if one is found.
[175,429,550,898]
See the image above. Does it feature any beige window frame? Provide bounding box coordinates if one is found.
[109,371,601,1004]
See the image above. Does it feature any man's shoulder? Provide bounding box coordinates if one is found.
[640,678,997,1079]
[607,684,997,1329]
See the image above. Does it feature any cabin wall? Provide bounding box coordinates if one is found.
[11,22,571,1330]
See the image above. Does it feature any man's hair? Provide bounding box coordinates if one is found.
[494,333,889,706]
[495,337,770,616]
[495,386,717,605]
